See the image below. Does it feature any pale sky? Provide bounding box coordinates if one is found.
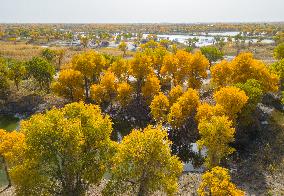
[0,0,283,23]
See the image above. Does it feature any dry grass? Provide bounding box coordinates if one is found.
[0,41,135,65]
[0,41,75,61]
[96,47,135,57]
[271,110,284,127]
[0,41,43,60]
[223,43,276,63]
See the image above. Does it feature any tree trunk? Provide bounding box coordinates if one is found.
[15,81,19,91]
[138,184,147,196]
[137,171,147,196]
[3,157,11,187]
[84,76,89,100]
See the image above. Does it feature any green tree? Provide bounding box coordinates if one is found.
[25,57,55,92]
[103,125,183,196]
[41,48,56,63]
[7,59,26,90]
[234,34,243,55]
[270,58,284,89]
[214,36,226,51]
[200,46,223,66]
[271,58,284,80]
[235,79,263,126]
[274,43,284,60]
[185,37,199,48]
[0,58,10,98]
[273,32,284,45]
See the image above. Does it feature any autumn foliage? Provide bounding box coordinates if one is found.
[211,53,279,93]
[0,36,282,196]
[198,166,245,196]
[197,116,236,168]
[103,125,183,196]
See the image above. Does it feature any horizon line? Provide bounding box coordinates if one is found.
[1,21,284,25]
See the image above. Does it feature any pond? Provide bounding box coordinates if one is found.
[0,115,20,187]
[143,32,274,47]
[0,115,20,131]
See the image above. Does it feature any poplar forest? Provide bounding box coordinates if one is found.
[0,22,283,195]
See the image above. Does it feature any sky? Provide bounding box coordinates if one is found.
[0,0,284,23]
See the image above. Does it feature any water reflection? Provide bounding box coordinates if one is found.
[0,115,20,131]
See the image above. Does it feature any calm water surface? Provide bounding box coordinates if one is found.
[0,115,20,186]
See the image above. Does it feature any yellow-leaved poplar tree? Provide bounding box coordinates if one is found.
[161,50,209,89]
[0,129,25,187]
[10,102,115,196]
[116,82,133,106]
[198,166,245,196]
[52,69,84,101]
[197,116,236,168]
[211,53,279,93]
[72,50,106,99]
[130,53,154,99]
[168,88,200,128]
[103,125,183,196]
[214,86,248,121]
[150,92,170,123]
[187,51,209,89]
[108,58,130,82]
[141,74,161,102]
[90,71,118,105]
[160,53,179,86]
[196,103,225,123]
[211,60,232,87]
[168,85,183,105]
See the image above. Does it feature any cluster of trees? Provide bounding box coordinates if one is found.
[0,102,183,195]
[271,38,284,103]
[0,37,281,195]
[0,58,27,97]
[1,23,281,43]
[0,48,66,97]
